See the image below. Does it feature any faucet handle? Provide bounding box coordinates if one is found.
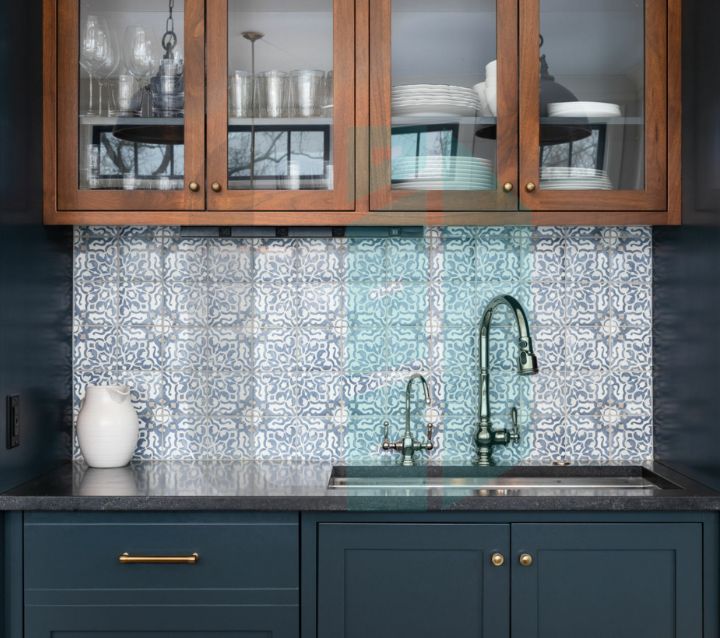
[425,423,434,451]
[382,420,391,451]
[509,407,520,444]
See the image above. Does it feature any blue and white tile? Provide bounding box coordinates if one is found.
[206,283,253,326]
[206,329,253,372]
[296,240,344,283]
[119,280,164,325]
[385,238,429,281]
[346,239,387,281]
[254,240,296,283]
[75,279,118,325]
[206,240,253,282]
[164,282,208,327]
[164,240,207,282]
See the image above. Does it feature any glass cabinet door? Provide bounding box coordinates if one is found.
[57,0,205,211]
[206,0,355,213]
[370,0,519,215]
[520,0,668,214]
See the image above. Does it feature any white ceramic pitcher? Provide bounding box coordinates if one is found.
[77,385,139,468]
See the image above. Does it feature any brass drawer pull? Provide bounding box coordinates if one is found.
[119,552,199,565]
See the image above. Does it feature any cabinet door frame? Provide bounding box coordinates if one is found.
[519,0,674,218]
[52,0,207,213]
[317,522,510,638]
[205,0,356,217]
[511,522,703,638]
[368,0,520,218]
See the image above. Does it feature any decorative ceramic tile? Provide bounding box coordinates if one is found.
[73,225,653,463]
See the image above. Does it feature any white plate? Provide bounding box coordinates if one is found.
[395,182,496,191]
[548,101,622,118]
[393,103,480,116]
[394,156,493,165]
[541,167,608,174]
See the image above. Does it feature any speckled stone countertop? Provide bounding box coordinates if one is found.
[1,461,720,511]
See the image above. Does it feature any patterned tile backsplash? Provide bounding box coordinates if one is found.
[73,226,653,464]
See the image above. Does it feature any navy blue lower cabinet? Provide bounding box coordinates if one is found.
[317,523,510,638]
[24,512,300,638]
[511,523,703,638]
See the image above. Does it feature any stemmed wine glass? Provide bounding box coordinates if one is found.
[79,15,104,115]
[94,24,119,117]
[123,26,160,117]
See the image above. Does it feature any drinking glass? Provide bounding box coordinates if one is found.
[257,71,288,118]
[229,70,253,118]
[79,15,104,115]
[94,23,119,116]
[123,25,160,116]
[289,69,325,117]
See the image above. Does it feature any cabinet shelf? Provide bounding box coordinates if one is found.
[79,116,184,127]
[392,115,496,126]
[228,117,333,127]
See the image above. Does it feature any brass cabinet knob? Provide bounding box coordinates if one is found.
[519,553,534,567]
[502,182,514,193]
[491,552,505,567]
[188,181,200,193]
[525,182,537,193]
[211,182,223,193]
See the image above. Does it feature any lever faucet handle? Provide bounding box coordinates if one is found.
[509,407,520,444]
[382,421,391,450]
[425,423,434,450]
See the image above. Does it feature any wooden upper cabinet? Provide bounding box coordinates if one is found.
[368,0,521,225]
[43,0,681,225]
[205,0,356,220]
[50,0,206,220]
[519,0,681,225]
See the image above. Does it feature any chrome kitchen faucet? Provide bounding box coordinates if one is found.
[476,295,539,466]
[382,373,435,466]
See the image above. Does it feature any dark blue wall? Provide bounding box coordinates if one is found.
[653,0,720,489]
[0,2,73,493]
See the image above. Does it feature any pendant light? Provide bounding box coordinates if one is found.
[477,36,590,145]
[113,0,184,145]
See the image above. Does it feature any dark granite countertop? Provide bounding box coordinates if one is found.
[1,460,720,511]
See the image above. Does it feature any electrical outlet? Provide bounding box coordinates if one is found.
[6,395,19,449]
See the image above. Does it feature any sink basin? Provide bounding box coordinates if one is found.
[328,465,680,492]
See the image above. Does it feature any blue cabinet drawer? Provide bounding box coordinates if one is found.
[25,512,298,598]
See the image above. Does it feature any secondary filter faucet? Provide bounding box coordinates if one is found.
[382,373,434,466]
[476,295,539,466]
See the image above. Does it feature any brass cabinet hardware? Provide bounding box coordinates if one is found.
[119,552,199,565]
[519,553,533,567]
[525,182,537,193]
[491,552,505,567]
[188,181,200,193]
[502,182,514,193]
[211,182,223,193]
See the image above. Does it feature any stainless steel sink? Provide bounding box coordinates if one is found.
[327,466,680,492]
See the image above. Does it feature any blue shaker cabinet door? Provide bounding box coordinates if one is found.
[317,523,510,638]
[511,523,703,638]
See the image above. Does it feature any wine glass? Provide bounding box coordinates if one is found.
[79,15,103,115]
[123,26,160,116]
[94,23,119,116]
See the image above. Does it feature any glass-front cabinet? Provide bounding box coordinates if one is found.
[206,0,355,212]
[518,0,669,213]
[57,0,205,211]
[370,0,519,214]
[46,0,679,224]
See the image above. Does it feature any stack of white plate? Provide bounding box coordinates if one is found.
[540,167,613,191]
[392,84,482,117]
[393,156,495,191]
[547,102,622,118]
